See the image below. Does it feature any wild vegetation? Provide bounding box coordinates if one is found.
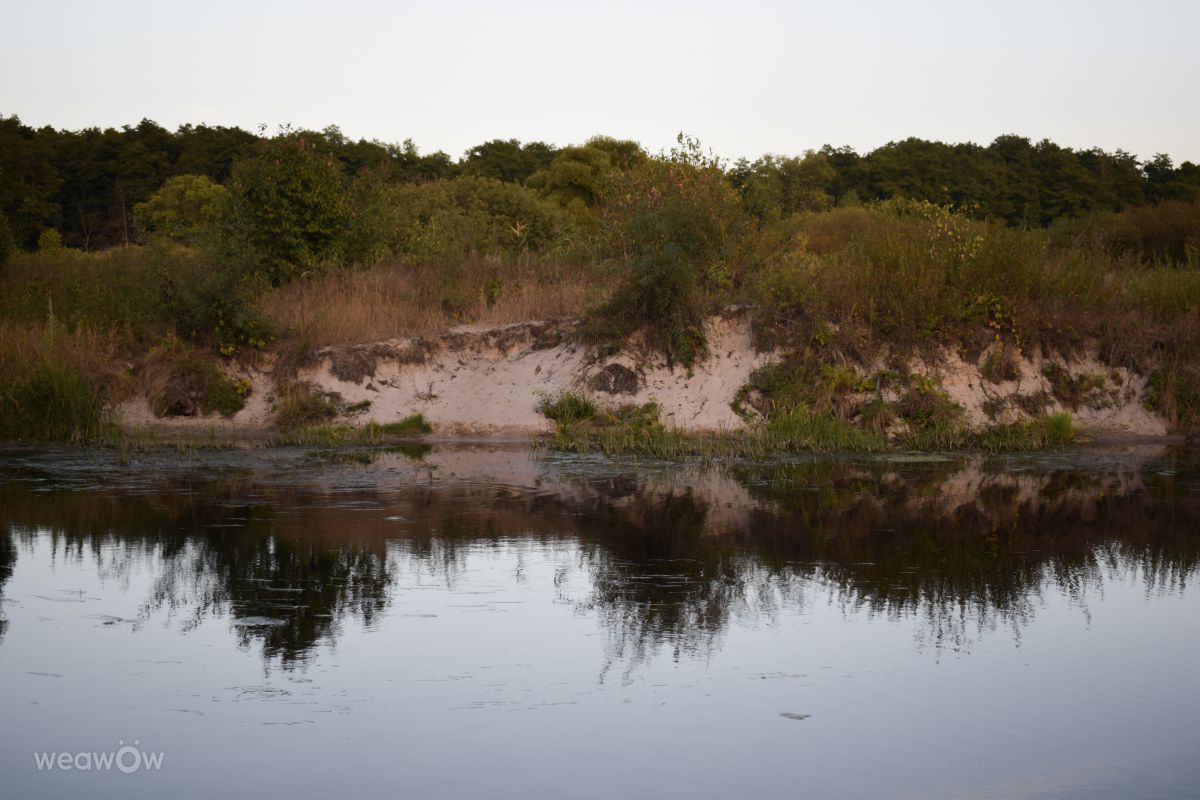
[1,115,1198,445]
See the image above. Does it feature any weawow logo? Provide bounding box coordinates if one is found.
[34,740,165,774]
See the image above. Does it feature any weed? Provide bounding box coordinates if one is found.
[375,414,433,436]
[273,382,341,429]
[1041,364,1110,410]
[536,391,598,424]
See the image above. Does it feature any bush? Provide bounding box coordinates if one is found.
[586,135,749,366]
[388,176,574,261]
[536,391,597,424]
[223,133,351,284]
[141,337,249,418]
[375,413,433,436]
[134,174,228,246]
[585,248,708,366]
[0,246,272,353]
[273,381,342,429]
[0,324,116,442]
[1,363,106,441]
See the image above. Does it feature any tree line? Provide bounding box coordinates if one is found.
[2,114,1198,254]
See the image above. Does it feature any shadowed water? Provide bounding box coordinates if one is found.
[0,444,1197,799]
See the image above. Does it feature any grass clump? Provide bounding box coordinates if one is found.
[268,418,432,447]
[142,336,249,418]
[1144,365,1200,430]
[536,391,598,424]
[540,397,886,459]
[0,322,120,443]
[272,381,341,429]
[1,363,107,442]
[375,413,433,436]
[1041,364,1110,410]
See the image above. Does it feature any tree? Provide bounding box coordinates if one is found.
[224,133,350,283]
[461,139,557,183]
[732,151,835,219]
[133,174,228,245]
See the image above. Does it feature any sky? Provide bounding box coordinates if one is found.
[2,0,1198,163]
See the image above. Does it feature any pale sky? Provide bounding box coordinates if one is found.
[2,0,1198,163]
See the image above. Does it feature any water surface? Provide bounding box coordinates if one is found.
[1,444,1197,799]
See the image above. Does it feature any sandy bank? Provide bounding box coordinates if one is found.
[116,315,1172,438]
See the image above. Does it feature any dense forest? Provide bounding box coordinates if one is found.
[2,114,1199,254]
[1,114,1198,444]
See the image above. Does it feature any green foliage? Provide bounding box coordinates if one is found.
[1145,366,1200,430]
[0,362,106,442]
[587,135,748,366]
[730,151,836,220]
[375,413,433,436]
[1041,364,1110,410]
[133,174,227,245]
[0,246,271,353]
[525,138,642,221]
[267,418,431,447]
[273,381,342,430]
[0,322,115,443]
[388,176,572,261]
[142,336,248,418]
[763,405,887,452]
[223,133,350,284]
[541,402,886,458]
[536,391,597,424]
[37,228,63,253]
[461,139,557,183]
[740,356,874,421]
[586,248,708,367]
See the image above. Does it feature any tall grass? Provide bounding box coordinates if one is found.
[748,203,1200,429]
[263,256,609,345]
[0,322,125,442]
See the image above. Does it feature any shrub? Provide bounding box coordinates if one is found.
[0,246,272,353]
[141,337,249,418]
[586,135,749,366]
[536,391,597,424]
[133,174,227,245]
[0,324,117,442]
[273,381,342,429]
[1,363,106,441]
[387,176,573,261]
[223,133,351,284]
[375,413,433,436]
[584,247,708,366]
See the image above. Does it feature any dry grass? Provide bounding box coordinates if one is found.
[0,321,133,441]
[263,258,610,346]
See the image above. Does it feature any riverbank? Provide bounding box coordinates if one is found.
[117,314,1164,428]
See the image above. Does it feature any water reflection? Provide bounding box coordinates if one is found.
[0,445,1197,670]
[0,529,13,642]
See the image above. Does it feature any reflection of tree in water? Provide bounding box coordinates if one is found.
[725,456,1200,653]
[0,529,14,642]
[1,448,1198,671]
[567,485,801,679]
[0,482,392,669]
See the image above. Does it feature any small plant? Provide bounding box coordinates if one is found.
[536,391,597,424]
[141,336,248,418]
[273,381,341,429]
[375,414,433,437]
[980,341,1020,383]
[1041,364,1110,410]
[1,363,107,442]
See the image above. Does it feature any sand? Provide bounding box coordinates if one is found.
[116,315,1170,438]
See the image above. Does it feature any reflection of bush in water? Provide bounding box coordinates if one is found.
[0,530,14,642]
[0,484,392,668]
[725,458,1200,651]
[1,451,1198,668]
